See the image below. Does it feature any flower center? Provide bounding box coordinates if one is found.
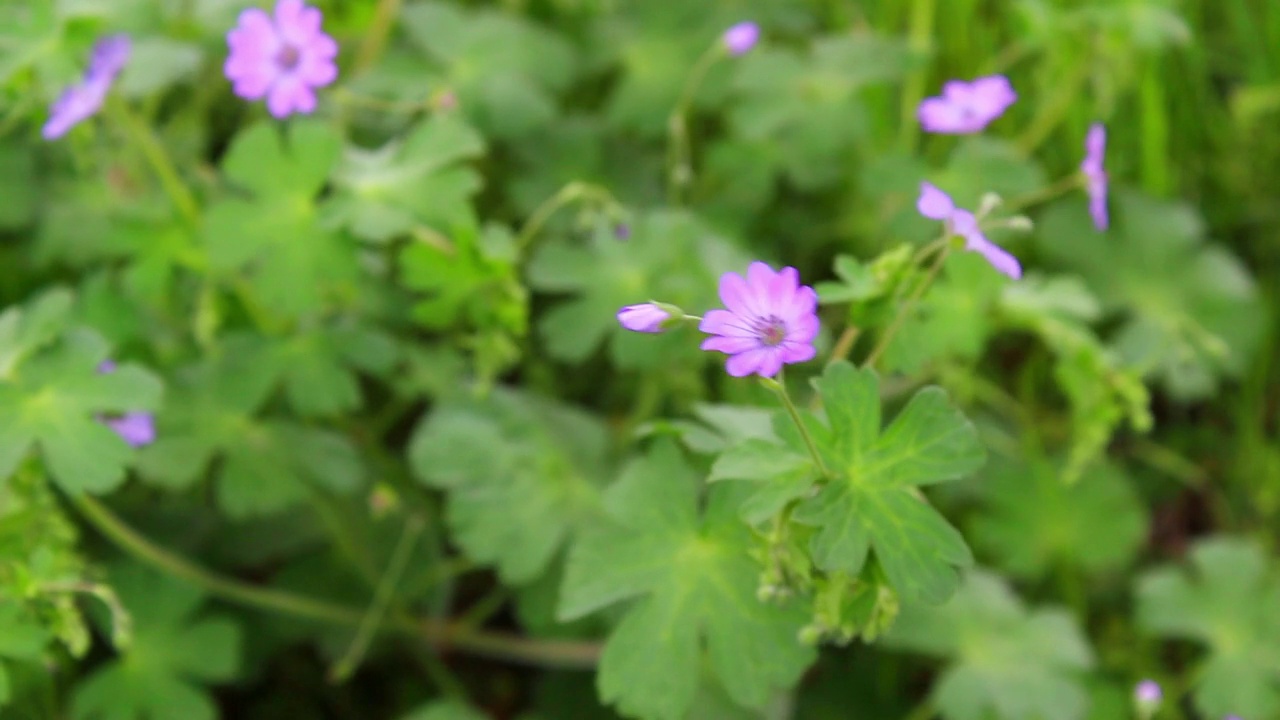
[275,44,302,72]
[753,315,787,347]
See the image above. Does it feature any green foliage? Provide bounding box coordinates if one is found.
[72,564,240,720]
[886,571,1095,720]
[1137,538,1280,719]
[409,388,609,584]
[559,442,815,719]
[970,457,1147,579]
[0,290,162,494]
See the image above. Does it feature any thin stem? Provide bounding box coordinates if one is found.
[769,374,830,478]
[354,0,403,74]
[330,514,426,682]
[40,581,133,648]
[69,494,602,668]
[666,43,725,205]
[1003,172,1084,214]
[826,326,861,366]
[897,0,936,152]
[110,99,200,225]
[514,181,613,255]
[1014,61,1089,156]
[863,247,951,370]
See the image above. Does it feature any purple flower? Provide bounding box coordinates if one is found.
[224,0,338,118]
[103,412,157,448]
[917,75,1017,134]
[1081,123,1108,230]
[42,35,131,141]
[617,304,672,333]
[1134,679,1162,705]
[96,360,156,448]
[917,182,1022,279]
[722,22,760,56]
[699,262,819,378]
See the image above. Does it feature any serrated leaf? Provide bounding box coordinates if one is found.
[327,115,486,243]
[71,564,240,720]
[559,441,815,720]
[203,121,355,318]
[0,300,162,493]
[1136,538,1280,719]
[885,571,1094,720]
[784,362,985,603]
[409,388,608,584]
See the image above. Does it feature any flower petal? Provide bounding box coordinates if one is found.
[917,182,955,220]
[699,308,755,338]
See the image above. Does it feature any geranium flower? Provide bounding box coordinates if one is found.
[918,75,1016,134]
[42,35,131,140]
[699,262,819,377]
[225,0,338,118]
[917,182,1022,279]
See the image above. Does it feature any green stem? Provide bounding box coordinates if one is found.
[354,0,403,74]
[514,181,613,255]
[330,514,426,682]
[863,247,951,370]
[898,0,936,152]
[1003,173,1084,214]
[769,373,830,478]
[901,697,936,720]
[1014,62,1089,156]
[39,581,133,648]
[666,43,725,205]
[110,99,200,225]
[69,494,602,668]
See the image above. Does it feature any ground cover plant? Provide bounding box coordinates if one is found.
[1,0,1278,718]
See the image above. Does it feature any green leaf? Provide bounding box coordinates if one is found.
[0,602,49,661]
[0,141,36,230]
[136,347,361,517]
[787,362,985,603]
[71,564,240,720]
[526,209,749,368]
[1036,190,1263,400]
[0,295,163,493]
[970,456,1147,579]
[203,121,355,318]
[116,38,202,96]
[1137,538,1280,719]
[885,571,1094,720]
[559,442,815,719]
[326,115,486,243]
[409,388,609,584]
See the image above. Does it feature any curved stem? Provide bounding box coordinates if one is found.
[1003,173,1084,214]
[514,181,614,255]
[330,514,426,682]
[69,494,602,668]
[768,374,830,478]
[666,43,725,205]
[897,0,936,152]
[354,0,403,74]
[862,246,951,370]
[826,326,861,367]
[110,99,200,226]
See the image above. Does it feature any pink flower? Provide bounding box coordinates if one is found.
[43,35,131,140]
[699,262,819,378]
[918,75,1017,134]
[224,0,338,118]
[917,182,1022,279]
[722,22,760,56]
[617,304,672,333]
[1081,123,1108,230]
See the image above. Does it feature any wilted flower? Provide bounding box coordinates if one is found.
[225,0,338,118]
[917,182,1022,279]
[43,35,132,140]
[699,262,819,378]
[617,303,672,333]
[722,22,760,56]
[917,75,1016,134]
[96,360,156,448]
[1081,123,1108,230]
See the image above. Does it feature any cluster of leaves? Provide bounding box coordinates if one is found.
[0,0,1275,719]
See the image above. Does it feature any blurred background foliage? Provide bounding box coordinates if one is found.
[1,0,1279,718]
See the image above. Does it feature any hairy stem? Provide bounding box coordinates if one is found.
[863,246,951,370]
[768,374,831,478]
[666,43,725,205]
